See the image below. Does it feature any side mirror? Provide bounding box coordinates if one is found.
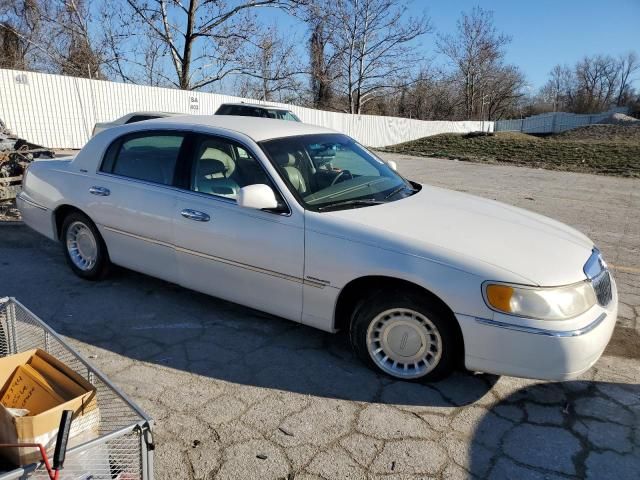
[387,160,398,171]
[237,184,279,210]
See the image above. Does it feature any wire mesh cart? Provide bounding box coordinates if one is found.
[0,298,154,479]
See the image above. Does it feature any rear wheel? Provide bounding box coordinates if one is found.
[349,290,459,382]
[61,212,110,280]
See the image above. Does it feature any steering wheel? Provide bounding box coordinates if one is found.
[330,169,353,186]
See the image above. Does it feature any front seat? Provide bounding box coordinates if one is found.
[194,146,240,198]
[273,152,307,194]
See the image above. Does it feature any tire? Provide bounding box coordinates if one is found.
[60,211,110,280]
[349,289,460,382]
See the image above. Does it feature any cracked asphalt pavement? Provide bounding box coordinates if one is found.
[1,154,639,479]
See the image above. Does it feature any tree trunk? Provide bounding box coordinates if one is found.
[179,0,198,89]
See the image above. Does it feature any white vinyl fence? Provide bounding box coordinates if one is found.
[0,69,492,149]
[494,107,629,134]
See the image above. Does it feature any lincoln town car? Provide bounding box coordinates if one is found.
[17,116,617,381]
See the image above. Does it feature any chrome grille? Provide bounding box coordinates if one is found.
[592,270,612,306]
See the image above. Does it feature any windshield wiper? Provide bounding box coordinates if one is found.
[384,184,417,200]
[317,198,385,212]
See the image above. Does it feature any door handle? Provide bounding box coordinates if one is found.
[181,209,210,222]
[89,186,110,196]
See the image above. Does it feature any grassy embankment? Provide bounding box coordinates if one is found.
[384,124,640,177]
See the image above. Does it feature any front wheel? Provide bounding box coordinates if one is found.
[61,212,110,280]
[349,291,460,382]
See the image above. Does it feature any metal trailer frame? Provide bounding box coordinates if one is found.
[0,298,154,480]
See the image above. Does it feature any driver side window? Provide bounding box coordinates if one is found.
[188,135,281,204]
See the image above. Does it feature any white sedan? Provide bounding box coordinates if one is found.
[17,116,617,382]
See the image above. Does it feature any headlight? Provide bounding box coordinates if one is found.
[484,281,596,320]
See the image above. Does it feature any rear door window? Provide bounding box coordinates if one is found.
[101,133,185,186]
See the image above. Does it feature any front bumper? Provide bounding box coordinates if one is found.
[458,279,618,380]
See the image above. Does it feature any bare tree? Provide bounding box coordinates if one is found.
[330,0,431,114]
[482,65,526,120]
[302,0,342,108]
[106,0,303,91]
[437,6,511,119]
[573,54,620,112]
[539,51,640,114]
[616,51,639,106]
[540,64,575,112]
[0,0,42,70]
[0,23,26,69]
[55,0,103,78]
[0,1,48,71]
[0,0,104,77]
[240,26,304,101]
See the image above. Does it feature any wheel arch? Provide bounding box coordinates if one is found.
[333,275,464,355]
[53,204,93,241]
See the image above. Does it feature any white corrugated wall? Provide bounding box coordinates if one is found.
[0,69,493,149]
[494,107,630,134]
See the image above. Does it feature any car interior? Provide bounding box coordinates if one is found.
[190,138,273,200]
[260,135,406,207]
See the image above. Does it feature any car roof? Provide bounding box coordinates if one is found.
[123,111,179,118]
[147,115,336,142]
[218,102,292,111]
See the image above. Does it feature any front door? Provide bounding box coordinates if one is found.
[172,134,304,321]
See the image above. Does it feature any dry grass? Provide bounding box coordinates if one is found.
[384,126,640,177]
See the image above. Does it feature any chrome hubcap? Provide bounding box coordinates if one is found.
[366,308,442,379]
[66,221,97,271]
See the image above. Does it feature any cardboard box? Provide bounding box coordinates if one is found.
[1,364,66,415]
[0,349,99,466]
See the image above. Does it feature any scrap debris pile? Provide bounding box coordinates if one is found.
[0,119,54,206]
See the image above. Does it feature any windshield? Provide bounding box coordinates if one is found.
[260,134,417,211]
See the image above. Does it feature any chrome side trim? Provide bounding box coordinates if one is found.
[16,192,48,211]
[102,226,173,248]
[304,278,328,288]
[101,225,324,288]
[475,313,607,337]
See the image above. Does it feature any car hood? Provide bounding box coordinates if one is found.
[326,185,594,286]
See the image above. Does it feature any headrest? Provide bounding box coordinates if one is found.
[198,145,235,176]
[197,158,226,176]
[273,151,296,167]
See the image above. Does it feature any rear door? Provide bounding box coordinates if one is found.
[88,131,186,284]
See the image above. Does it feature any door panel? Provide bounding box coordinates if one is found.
[88,176,179,283]
[173,192,304,321]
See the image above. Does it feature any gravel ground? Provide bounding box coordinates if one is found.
[0,154,639,479]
